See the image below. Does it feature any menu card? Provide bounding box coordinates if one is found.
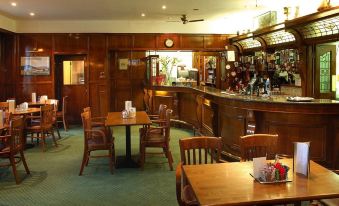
[125,101,132,111]
[294,142,310,176]
[7,99,15,113]
[32,92,37,103]
[253,157,267,179]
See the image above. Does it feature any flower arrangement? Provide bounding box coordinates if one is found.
[259,161,290,182]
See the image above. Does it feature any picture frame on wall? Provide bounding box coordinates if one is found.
[20,56,50,75]
[119,58,129,70]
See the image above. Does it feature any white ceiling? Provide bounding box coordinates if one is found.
[0,0,267,21]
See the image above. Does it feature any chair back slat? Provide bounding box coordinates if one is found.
[62,96,68,116]
[9,116,25,153]
[240,134,278,161]
[180,136,222,165]
[40,104,54,128]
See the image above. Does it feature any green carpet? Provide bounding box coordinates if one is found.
[0,125,193,206]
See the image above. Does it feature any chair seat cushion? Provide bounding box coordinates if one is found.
[182,185,199,206]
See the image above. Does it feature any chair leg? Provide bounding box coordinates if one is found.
[165,147,174,171]
[20,151,30,175]
[85,151,90,166]
[51,129,58,147]
[109,149,114,174]
[41,132,46,152]
[63,117,68,132]
[140,144,145,169]
[79,150,88,176]
[9,155,20,184]
[55,124,61,139]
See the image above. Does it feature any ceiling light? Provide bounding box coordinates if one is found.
[141,13,145,17]
[29,12,35,16]
[162,5,167,10]
[11,2,17,6]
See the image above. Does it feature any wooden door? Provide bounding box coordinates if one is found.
[55,55,89,124]
[315,45,336,99]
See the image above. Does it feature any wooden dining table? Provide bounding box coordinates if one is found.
[105,111,152,168]
[182,159,339,206]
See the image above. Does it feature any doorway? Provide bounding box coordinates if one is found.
[315,43,337,99]
[55,55,89,124]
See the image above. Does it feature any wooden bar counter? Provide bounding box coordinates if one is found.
[144,85,339,169]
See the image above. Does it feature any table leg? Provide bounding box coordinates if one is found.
[126,125,131,161]
[115,125,139,168]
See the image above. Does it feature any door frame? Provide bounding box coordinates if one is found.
[54,54,89,123]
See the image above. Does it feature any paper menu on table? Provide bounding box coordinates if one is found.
[32,93,36,103]
[7,99,15,113]
[125,101,132,111]
[294,142,310,176]
[253,157,266,179]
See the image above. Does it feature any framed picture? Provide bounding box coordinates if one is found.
[119,58,129,70]
[254,11,277,30]
[20,56,50,75]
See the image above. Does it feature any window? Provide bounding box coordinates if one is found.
[320,52,331,93]
[63,61,85,85]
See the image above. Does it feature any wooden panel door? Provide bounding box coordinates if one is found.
[315,44,336,99]
[55,55,89,124]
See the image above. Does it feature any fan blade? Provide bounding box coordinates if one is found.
[189,19,204,23]
[166,20,181,22]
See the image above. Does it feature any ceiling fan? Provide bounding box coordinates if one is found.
[180,14,204,24]
[167,14,204,24]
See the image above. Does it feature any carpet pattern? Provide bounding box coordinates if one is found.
[0,125,193,206]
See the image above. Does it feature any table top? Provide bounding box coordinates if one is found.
[12,107,41,115]
[105,111,151,126]
[183,159,339,206]
[28,102,45,107]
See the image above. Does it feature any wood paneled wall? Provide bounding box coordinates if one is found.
[0,32,15,101]
[2,32,229,117]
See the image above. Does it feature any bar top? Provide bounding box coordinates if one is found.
[148,85,339,114]
[151,85,339,105]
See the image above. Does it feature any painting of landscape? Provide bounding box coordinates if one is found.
[20,56,50,75]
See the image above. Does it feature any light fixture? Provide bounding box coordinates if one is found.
[29,12,35,16]
[11,2,17,7]
[141,13,145,17]
[162,5,166,10]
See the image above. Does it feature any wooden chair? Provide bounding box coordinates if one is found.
[26,104,58,152]
[79,110,115,175]
[56,96,68,131]
[0,116,30,184]
[46,99,61,139]
[148,104,167,123]
[83,107,106,128]
[239,134,278,161]
[176,136,222,206]
[0,101,9,111]
[139,109,173,170]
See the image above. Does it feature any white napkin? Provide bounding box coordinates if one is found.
[32,92,37,103]
[22,102,28,110]
[7,99,15,113]
[40,95,48,103]
[129,107,136,118]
